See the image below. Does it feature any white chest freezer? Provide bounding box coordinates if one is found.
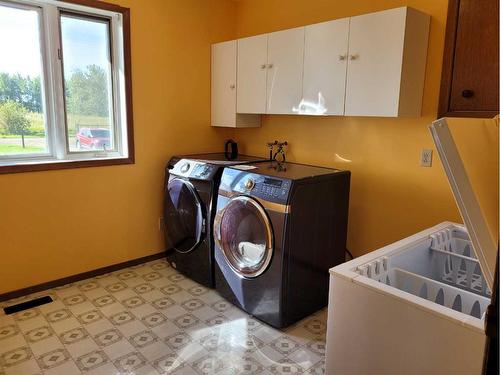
[325,118,498,375]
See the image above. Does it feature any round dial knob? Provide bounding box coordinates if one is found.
[245,179,255,190]
[180,162,190,173]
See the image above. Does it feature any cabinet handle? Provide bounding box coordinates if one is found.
[268,63,274,69]
[260,64,266,69]
[461,89,474,98]
[229,84,235,89]
[338,54,347,61]
[349,54,359,60]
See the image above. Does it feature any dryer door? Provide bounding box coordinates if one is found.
[164,178,204,253]
[214,196,274,278]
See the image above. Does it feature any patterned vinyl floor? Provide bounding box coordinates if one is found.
[0,258,327,374]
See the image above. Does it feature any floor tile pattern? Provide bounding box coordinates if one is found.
[0,259,327,374]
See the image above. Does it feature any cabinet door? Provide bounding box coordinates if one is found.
[345,8,407,117]
[303,19,349,115]
[447,0,499,116]
[266,27,305,114]
[237,35,268,114]
[211,41,236,127]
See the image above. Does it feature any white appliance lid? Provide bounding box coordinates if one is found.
[430,118,497,290]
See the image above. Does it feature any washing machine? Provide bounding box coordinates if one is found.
[213,161,351,328]
[163,153,266,288]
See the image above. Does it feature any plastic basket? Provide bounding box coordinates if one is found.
[429,228,489,297]
[356,227,491,320]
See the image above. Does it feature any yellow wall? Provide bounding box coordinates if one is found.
[1,0,497,295]
[231,0,498,256]
[0,0,237,294]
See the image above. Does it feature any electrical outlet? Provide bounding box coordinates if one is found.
[420,149,433,167]
[159,217,165,231]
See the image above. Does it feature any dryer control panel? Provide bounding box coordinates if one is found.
[220,168,291,205]
[251,177,291,204]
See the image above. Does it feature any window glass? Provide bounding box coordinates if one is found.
[0,4,48,156]
[60,13,114,152]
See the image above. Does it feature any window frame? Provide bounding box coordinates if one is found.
[0,0,134,174]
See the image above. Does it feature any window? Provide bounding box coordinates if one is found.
[0,0,133,173]
[0,4,48,156]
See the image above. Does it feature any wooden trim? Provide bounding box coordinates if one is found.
[0,157,134,174]
[121,5,135,165]
[0,251,168,302]
[438,110,500,119]
[57,0,127,13]
[437,0,460,118]
[0,0,135,175]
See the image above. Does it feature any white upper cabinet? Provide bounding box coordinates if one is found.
[344,7,430,117]
[266,27,305,114]
[236,35,268,114]
[211,41,236,127]
[213,6,430,120]
[211,40,260,127]
[302,18,350,115]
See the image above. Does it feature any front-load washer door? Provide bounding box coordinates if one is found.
[214,196,274,278]
[164,178,204,253]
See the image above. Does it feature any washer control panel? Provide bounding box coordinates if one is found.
[190,163,217,179]
[170,159,217,180]
[180,162,191,173]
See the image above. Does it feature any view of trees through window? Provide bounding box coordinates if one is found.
[0,74,43,150]
[0,5,46,156]
[0,4,114,157]
[63,64,113,151]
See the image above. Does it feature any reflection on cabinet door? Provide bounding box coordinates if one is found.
[302,18,350,116]
[237,34,268,114]
[266,27,305,115]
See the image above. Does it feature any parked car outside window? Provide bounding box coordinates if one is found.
[76,128,111,150]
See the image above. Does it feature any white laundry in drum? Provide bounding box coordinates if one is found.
[238,242,265,264]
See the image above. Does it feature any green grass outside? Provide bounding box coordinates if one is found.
[67,114,109,135]
[0,144,44,155]
[0,135,43,138]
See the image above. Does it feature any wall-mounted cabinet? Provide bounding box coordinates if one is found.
[345,7,430,117]
[211,6,430,126]
[236,28,305,115]
[302,18,350,116]
[266,27,305,114]
[438,0,499,118]
[211,40,260,128]
[236,35,268,114]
